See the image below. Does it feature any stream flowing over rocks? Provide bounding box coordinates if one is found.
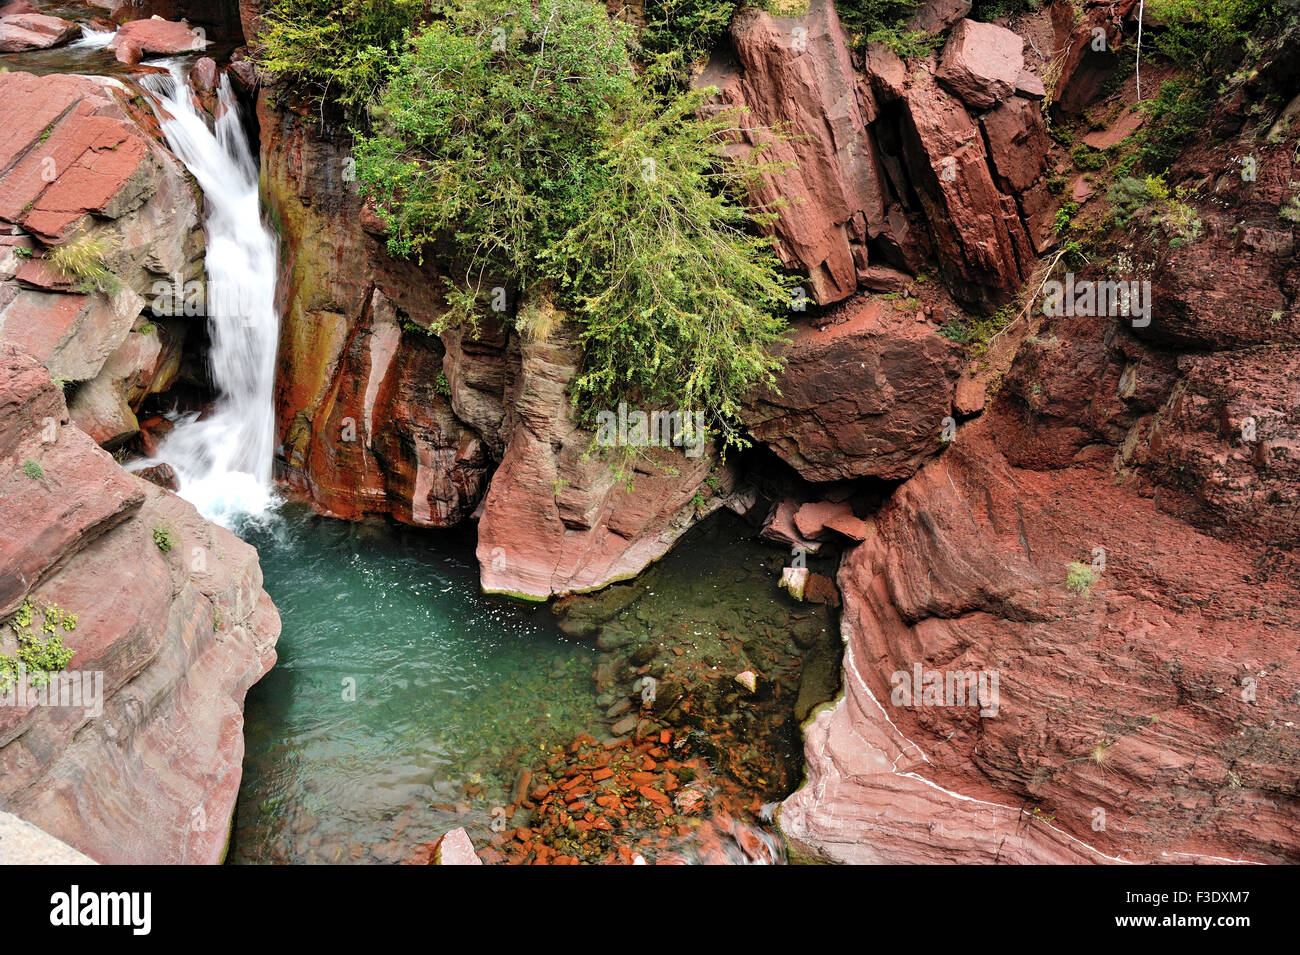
[0,0,1297,867]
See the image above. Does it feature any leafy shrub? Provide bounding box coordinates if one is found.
[1146,0,1277,68]
[355,0,793,445]
[867,26,942,59]
[257,0,424,110]
[2,599,76,691]
[835,0,918,44]
[970,0,1040,20]
[1130,79,1210,174]
[1070,144,1106,171]
[640,0,740,66]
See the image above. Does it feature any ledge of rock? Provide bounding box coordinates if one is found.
[0,11,78,52]
[0,345,280,864]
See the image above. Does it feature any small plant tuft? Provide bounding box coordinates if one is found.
[153,524,176,553]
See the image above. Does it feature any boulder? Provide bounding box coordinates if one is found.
[0,12,78,52]
[741,299,963,482]
[936,19,1025,110]
[107,17,208,65]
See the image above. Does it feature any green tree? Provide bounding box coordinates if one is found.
[354,0,793,444]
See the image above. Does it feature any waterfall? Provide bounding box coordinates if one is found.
[136,65,281,524]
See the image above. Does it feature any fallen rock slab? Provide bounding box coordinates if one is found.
[0,12,78,53]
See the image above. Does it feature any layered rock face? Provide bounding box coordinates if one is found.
[262,100,733,597]
[260,97,490,530]
[782,416,1299,864]
[0,70,203,448]
[697,1,1055,310]
[781,84,1300,862]
[0,346,280,863]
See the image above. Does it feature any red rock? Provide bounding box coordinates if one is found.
[857,265,913,292]
[135,462,179,492]
[694,0,911,305]
[953,373,985,417]
[897,77,1037,309]
[936,19,1024,110]
[781,413,1300,864]
[759,499,822,552]
[906,0,971,33]
[1015,70,1046,100]
[433,827,482,865]
[474,324,732,599]
[0,12,78,52]
[793,500,854,540]
[639,786,671,808]
[742,300,962,482]
[108,17,208,65]
[0,346,279,863]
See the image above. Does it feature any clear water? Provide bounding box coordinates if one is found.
[229,504,605,864]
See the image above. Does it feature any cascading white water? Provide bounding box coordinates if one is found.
[136,65,280,523]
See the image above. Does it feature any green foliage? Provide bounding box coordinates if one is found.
[866,26,942,59]
[48,232,120,295]
[1146,0,1277,68]
[257,0,424,110]
[1067,561,1099,597]
[13,245,31,259]
[938,303,1015,356]
[640,0,740,65]
[2,599,76,691]
[835,0,918,44]
[1107,174,1202,244]
[970,0,1039,20]
[1070,144,1106,171]
[1131,80,1210,174]
[355,0,792,446]
[1280,193,1300,223]
[153,524,176,553]
[21,459,44,481]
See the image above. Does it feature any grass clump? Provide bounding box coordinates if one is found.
[48,232,120,295]
[354,0,793,448]
[1067,561,1100,597]
[21,459,44,481]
